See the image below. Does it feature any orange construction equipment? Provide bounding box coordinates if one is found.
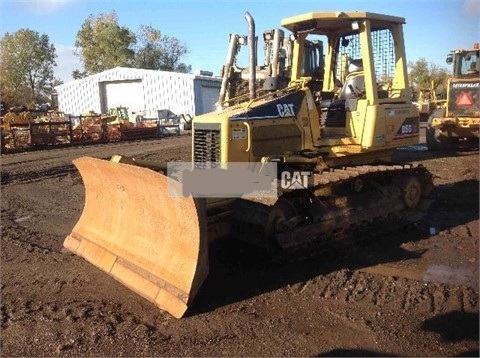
[64,157,208,318]
[64,11,434,318]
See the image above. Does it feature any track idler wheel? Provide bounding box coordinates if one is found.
[396,175,422,209]
[265,198,299,238]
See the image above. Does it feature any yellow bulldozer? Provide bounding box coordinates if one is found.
[412,82,445,121]
[64,11,434,318]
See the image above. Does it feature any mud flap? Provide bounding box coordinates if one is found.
[64,157,208,318]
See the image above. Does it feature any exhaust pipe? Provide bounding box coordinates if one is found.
[245,11,256,100]
[271,29,283,79]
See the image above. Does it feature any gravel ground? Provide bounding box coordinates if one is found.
[1,133,478,357]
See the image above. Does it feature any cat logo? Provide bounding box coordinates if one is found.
[280,171,311,189]
[277,103,295,117]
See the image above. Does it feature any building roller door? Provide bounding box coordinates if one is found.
[104,80,144,112]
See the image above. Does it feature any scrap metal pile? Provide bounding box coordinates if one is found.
[0,108,187,152]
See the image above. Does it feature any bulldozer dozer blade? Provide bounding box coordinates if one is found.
[64,157,208,318]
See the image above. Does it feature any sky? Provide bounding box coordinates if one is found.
[1,0,479,83]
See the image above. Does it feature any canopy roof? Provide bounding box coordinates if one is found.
[281,11,405,35]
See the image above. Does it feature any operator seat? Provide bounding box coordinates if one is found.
[337,59,365,99]
[320,59,364,129]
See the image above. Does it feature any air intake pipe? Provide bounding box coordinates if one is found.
[216,34,239,109]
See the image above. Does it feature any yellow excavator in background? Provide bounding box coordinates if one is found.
[64,11,434,318]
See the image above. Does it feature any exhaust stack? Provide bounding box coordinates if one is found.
[245,11,256,100]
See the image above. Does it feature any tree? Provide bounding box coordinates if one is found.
[74,13,191,76]
[134,25,163,70]
[0,29,58,107]
[74,11,136,75]
[408,58,450,92]
[134,25,191,73]
[158,35,191,73]
[71,69,88,80]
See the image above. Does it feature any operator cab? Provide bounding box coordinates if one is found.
[281,11,413,144]
[447,47,479,77]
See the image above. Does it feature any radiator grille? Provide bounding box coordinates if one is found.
[193,123,221,168]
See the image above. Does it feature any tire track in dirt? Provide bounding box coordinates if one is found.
[1,296,172,355]
[1,163,78,185]
[1,135,192,186]
[306,269,477,314]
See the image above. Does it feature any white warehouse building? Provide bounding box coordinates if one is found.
[55,67,222,117]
